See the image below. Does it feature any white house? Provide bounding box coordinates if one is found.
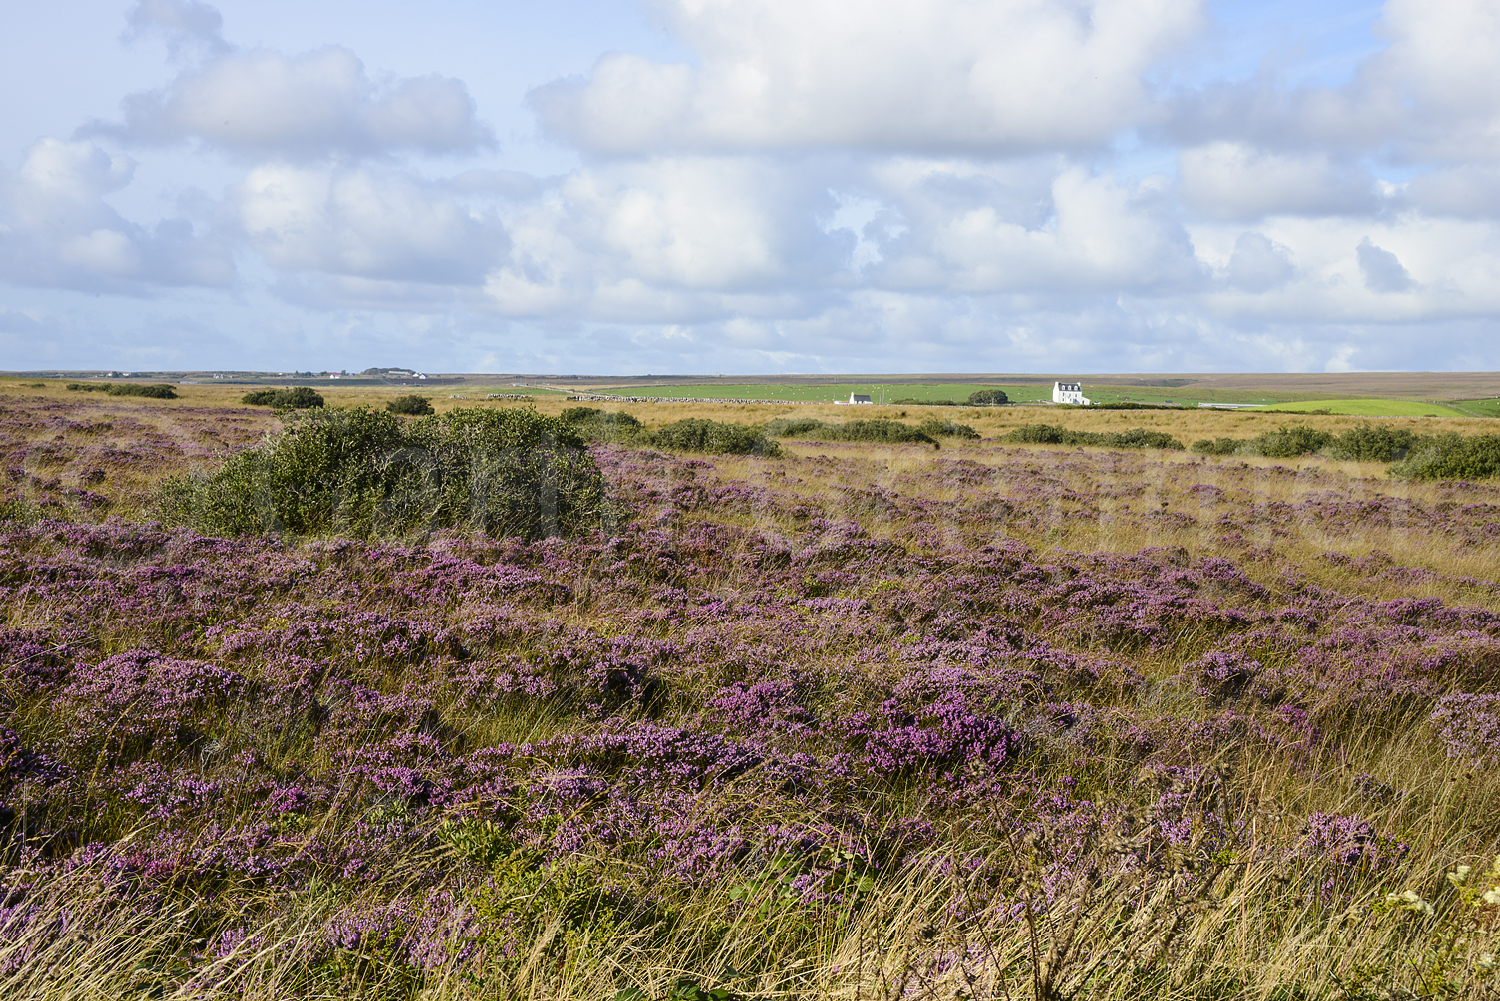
[1052,381,1091,405]
[847,393,873,404]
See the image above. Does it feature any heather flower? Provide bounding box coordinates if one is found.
[1428,693,1500,765]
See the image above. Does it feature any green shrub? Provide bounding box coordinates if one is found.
[916,417,980,440]
[1389,433,1500,480]
[1191,438,1241,456]
[761,417,939,447]
[967,389,1010,406]
[1099,428,1183,450]
[242,387,325,409]
[1243,424,1334,458]
[65,382,110,392]
[106,383,177,399]
[560,407,646,443]
[826,419,938,447]
[762,417,827,438]
[1006,423,1071,444]
[1005,424,1184,450]
[649,418,781,456]
[1328,423,1424,462]
[157,406,608,541]
[891,397,958,406]
[386,394,435,416]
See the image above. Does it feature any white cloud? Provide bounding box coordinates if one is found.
[483,158,851,320]
[1356,236,1416,293]
[233,164,508,284]
[86,46,494,159]
[1178,143,1379,220]
[0,138,233,293]
[1223,232,1297,293]
[869,163,1203,294]
[531,0,1204,154]
[1163,0,1500,164]
[123,0,229,60]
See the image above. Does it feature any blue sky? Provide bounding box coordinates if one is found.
[2,0,1498,375]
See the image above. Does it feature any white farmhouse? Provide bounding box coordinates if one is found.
[847,393,873,404]
[1052,381,1091,405]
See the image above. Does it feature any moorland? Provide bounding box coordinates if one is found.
[1,377,1499,1000]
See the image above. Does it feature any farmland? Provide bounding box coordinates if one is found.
[2,382,1500,999]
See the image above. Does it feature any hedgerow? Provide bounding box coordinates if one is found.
[762,418,940,447]
[650,418,781,456]
[242,387,325,409]
[1005,424,1185,450]
[158,406,608,540]
[66,382,179,399]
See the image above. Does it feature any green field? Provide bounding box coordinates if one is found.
[1447,398,1500,418]
[1258,398,1472,417]
[609,382,1050,403]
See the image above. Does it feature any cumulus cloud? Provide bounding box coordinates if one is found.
[1178,143,1379,220]
[531,0,1204,154]
[484,158,851,320]
[1163,0,1500,164]
[233,164,509,284]
[1356,237,1416,293]
[0,138,233,293]
[1402,166,1500,217]
[84,45,494,159]
[1224,232,1297,293]
[122,0,229,59]
[867,163,1203,294]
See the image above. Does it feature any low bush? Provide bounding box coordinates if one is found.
[891,397,958,406]
[762,417,826,438]
[1328,423,1423,463]
[916,417,980,439]
[387,394,435,416]
[1006,424,1185,450]
[107,383,178,399]
[1191,437,1241,456]
[242,387,325,409]
[763,417,939,448]
[560,407,646,443]
[650,418,781,456]
[65,382,109,392]
[967,389,1010,405]
[158,406,608,541]
[1389,432,1500,480]
[1188,423,1332,458]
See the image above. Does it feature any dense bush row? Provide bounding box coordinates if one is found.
[1191,422,1500,479]
[242,386,325,409]
[761,417,941,447]
[1004,423,1186,450]
[560,408,782,456]
[158,406,608,541]
[67,382,179,399]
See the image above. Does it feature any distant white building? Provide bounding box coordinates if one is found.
[1052,381,1091,405]
[847,393,873,404]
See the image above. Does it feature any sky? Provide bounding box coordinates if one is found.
[2,0,1499,375]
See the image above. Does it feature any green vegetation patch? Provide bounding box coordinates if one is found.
[560,408,780,456]
[242,386,325,409]
[387,394,435,415]
[66,382,179,399]
[1004,424,1185,450]
[1260,399,1469,417]
[762,417,940,447]
[159,406,608,540]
